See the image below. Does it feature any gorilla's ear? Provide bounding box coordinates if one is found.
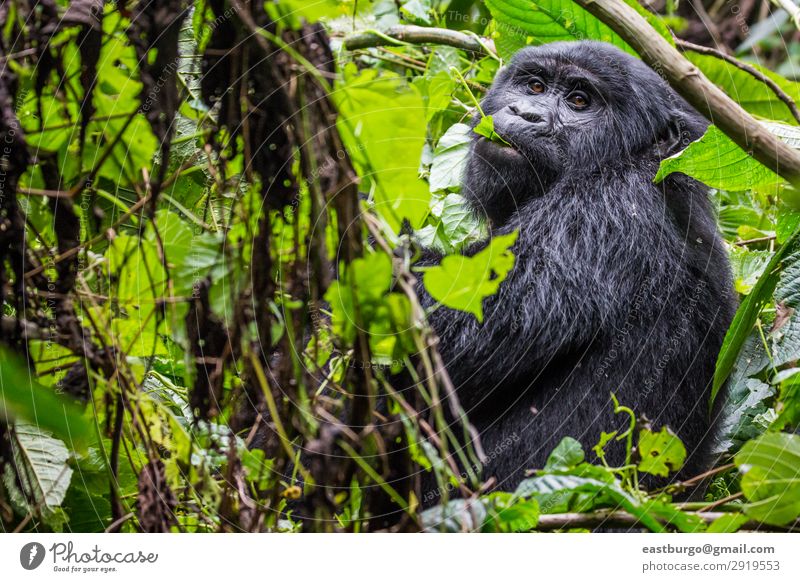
[657,108,708,159]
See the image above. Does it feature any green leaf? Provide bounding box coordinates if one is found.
[778,207,800,244]
[544,436,585,471]
[646,501,707,532]
[439,194,486,251]
[423,230,519,322]
[514,474,666,532]
[0,349,93,451]
[713,226,800,406]
[400,0,433,25]
[420,499,487,532]
[735,432,800,526]
[706,512,750,533]
[429,123,472,192]
[473,116,511,146]
[3,422,74,523]
[729,247,771,295]
[637,427,686,477]
[421,493,540,533]
[485,0,673,60]
[413,71,457,122]
[655,125,781,190]
[592,430,618,462]
[481,492,540,532]
[773,371,800,430]
[336,66,431,231]
[324,251,393,344]
[267,0,356,24]
[688,52,800,125]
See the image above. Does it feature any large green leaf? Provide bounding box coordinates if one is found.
[429,123,472,193]
[655,125,781,190]
[336,65,431,231]
[485,0,672,59]
[420,493,540,532]
[423,230,518,322]
[514,474,666,532]
[420,498,487,532]
[267,0,360,24]
[3,422,74,526]
[713,229,800,406]
[688,52,800,125]
[544,436,585,471]
[735,432,800,526]
[325,251,393,344]
[0,349,93,450]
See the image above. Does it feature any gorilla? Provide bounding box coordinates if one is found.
[417,41,737,496]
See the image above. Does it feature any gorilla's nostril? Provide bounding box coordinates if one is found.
[508,104,544,124]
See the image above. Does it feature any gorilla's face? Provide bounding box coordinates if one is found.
[473,53,606,174]
[463,41,706,225]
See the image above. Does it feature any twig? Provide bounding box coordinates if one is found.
[342,25,496,57]
[104,512,134,533]
[735,234,777,246]
[676,38,800,124]
[574,0,800,185]
[698,491,744,511]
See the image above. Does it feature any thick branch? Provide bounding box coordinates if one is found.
[574,0,800,185]
[343,25,494,56]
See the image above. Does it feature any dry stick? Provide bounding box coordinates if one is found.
[574,0,800,185]
[675,38,800,124]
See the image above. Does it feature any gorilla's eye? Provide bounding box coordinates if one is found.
[567,92,590,109]
[529,79,546,94]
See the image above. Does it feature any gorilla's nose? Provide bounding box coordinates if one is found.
[508,103,551,128]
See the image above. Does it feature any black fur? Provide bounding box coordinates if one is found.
[418,41,736,494]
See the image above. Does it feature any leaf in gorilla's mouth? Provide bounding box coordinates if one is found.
[474,115,514,148]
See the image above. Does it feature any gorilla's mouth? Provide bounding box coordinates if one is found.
[477,135,522,156]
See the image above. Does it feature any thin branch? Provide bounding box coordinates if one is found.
[676,38,800,124]
[574,0,800,186]
[735,234,777,246]
[342,25,496,57]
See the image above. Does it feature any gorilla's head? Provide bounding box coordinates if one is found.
[464,41,708,224]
